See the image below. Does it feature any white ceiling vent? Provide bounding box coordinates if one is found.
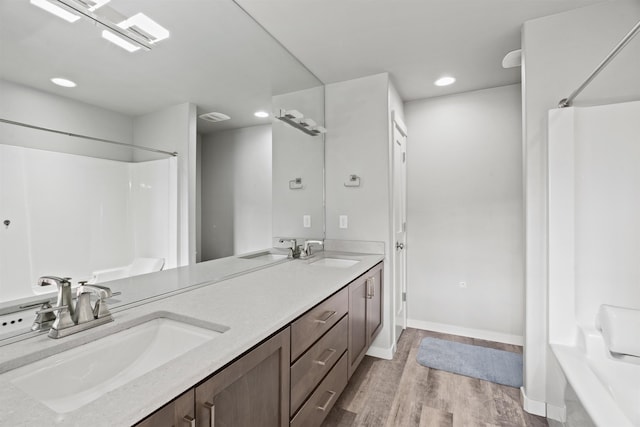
[198,112,231,123]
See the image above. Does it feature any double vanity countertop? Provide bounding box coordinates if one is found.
[0,250,383,426]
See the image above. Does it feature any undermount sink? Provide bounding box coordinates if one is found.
[239,251,288,262]
[310,257,360,268]
[11,314,228,413]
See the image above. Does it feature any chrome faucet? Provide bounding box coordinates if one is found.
[301,240,324,259]
[33,276,115,338]
[279,238,301,259]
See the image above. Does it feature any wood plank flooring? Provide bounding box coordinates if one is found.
[322,328,547,427]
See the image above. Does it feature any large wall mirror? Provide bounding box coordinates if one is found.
[0,0,324,340]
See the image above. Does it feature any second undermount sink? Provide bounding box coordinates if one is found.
[11,314,228,413]
[310,257,360,268]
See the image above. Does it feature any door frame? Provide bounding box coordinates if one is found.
[391,111,408,347]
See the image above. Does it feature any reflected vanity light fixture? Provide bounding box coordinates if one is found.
[275,109,325,137]
[30,0,80,22]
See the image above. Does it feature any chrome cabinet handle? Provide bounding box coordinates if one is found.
[314,310,336,324]
[366,277,375,299]
[183,414,195,427]
[316,390,336,412]
[314,348,337,366]
[396,242,404,250]
[204,401,215,427]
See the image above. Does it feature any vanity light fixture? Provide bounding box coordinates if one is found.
[51,77,77,87]
[254,111,269,118]
[434,76,456,86]
[117,13,170,45]
[30,0,80,22]
[101,30,140,52]
[80,0,110,12]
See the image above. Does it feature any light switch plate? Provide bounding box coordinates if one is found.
[303,215,311,228]
[339,215,348,229]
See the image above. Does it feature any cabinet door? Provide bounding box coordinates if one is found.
[348,275,368,379]
[195,327,290,427]
[135,389,195,427]
[366,263,383,344]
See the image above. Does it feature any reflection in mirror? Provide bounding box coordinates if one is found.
[0,0,324,341]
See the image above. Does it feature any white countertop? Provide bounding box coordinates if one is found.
[0,251,383,426]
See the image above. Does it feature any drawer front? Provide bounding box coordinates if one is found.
[290,352,348,427]
[291,287,348,361]
[290,315,348,415]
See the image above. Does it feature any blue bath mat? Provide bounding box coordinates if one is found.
[417,337,523,388]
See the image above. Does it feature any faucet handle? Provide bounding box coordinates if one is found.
[76,284,114,319]
[37,276,71,288]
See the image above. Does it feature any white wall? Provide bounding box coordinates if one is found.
[522,0,640,413]
[0,79,134,160]
[404,85,524,344]
[200,125,272,259]
[272,86,325,240]
[326,73,397,355]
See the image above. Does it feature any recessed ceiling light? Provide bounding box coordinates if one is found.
[101,30,141,52]
[30,0,80,23]
[254,111,269,118]
[434,76,456,87]
[51,77,77,88]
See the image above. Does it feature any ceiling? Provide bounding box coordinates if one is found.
[234,0,604,101]
[0,0,604,135]
[0,0,321,133]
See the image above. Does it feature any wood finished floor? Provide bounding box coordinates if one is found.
[322,328,547,427]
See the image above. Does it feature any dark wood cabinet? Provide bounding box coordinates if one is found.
[135,389,195,427]
[348,262,384,378]
[195,327,290,427]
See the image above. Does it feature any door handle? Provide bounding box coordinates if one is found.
[204,401,215,427]
[396,242,404,250]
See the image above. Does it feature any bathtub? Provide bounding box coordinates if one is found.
[551,327,639,427]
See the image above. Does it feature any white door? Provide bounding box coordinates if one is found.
[392,115,407,345]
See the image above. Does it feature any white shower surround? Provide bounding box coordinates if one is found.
[548,101,640,426]
[0,145,177,303]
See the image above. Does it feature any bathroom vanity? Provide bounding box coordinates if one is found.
[0,252,383,427]
[137,261,383,427]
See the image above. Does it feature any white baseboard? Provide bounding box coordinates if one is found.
[546,403,566,422]
[521,387,547,417]
[366,343,394,360]
[407,319,524,346]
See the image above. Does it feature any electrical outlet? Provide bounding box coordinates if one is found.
[459,281,467,288]
[303,215,311,228]
[339,215,348,229]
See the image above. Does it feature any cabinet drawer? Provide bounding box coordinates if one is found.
[290,315,348,416]
[291,287,348,361]
[290,352,348,427]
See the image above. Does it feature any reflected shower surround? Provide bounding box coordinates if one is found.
[0,145,178,303]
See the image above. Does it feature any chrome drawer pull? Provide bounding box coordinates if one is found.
[204,401,215,427]
[314,310,337,324]
[183,414,195,427]
[314,348,337,366]
[316,390,336,412]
